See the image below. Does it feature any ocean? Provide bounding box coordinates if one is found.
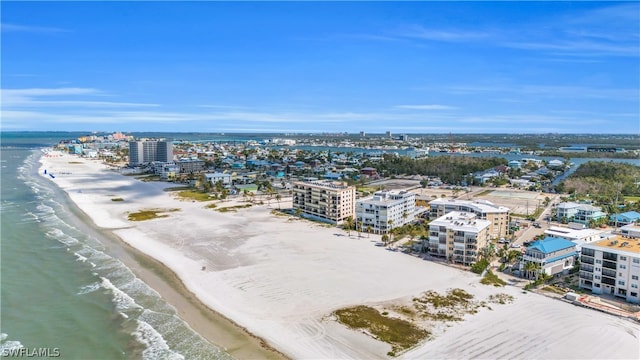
[0,132,232,359]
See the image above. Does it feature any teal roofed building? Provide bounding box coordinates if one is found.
[521,237,576,279]
[609,211,640,227]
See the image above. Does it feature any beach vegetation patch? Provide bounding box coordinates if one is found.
[541,285,566,295]
[488,293,515,304]
[334,305,429,355]
[205,203,217,209]
[481,270,507,287]
[470,258,489,274]
[413,289,485,321]
[128,208,179,221]
[215,204,252,213]
[111,198,124,202]
[68,161,83,164]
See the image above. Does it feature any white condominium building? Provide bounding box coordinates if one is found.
[355,190,416,234]
[129,139,173,166]
[579,236,640,304]
[429,198,510,239]
[292,180,355,225]
[425,211,491,266]
[544,226,603,252]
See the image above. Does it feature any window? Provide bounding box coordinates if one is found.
[632,284,638,289]
[618,280,625,286]
[634,258,640,264]
[620,265,626,269]
[596,259,602,264]
[631,292,638,297]
[632,275,638,280]
[621,256,627,261]
[595,284,600,288]
[595,275,601,280]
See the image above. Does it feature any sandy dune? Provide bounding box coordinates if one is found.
[41,153,640,359]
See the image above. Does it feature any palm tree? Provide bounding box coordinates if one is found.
[366,225,372,238]
[344,216,354,237]
[381,234,390,246]
[387,219,394,242]
[275,194,282,209]
[295,207,302,218]
[524,261,542,280]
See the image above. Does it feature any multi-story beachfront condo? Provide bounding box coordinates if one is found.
[425,211,491,265]
[579,235,640,304]
[128,139,173,166]
[429,198,510,239]
[292,180,355,225]
[355,190,415,234]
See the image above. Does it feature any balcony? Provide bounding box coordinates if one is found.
[581,256,594,265]
[603,260,617,270]
[579,271,594,281]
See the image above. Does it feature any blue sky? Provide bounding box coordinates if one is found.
[1,1,639,134]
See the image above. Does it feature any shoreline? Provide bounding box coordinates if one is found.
[45,153,288,360]
[40,151,640,359]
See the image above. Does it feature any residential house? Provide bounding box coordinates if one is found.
[610,211,640,227]
[205,172,232,188]
[556,202,606,225]
[521,237,576,279]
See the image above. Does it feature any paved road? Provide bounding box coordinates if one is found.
[512,194,562,246]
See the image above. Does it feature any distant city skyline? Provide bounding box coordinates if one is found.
[2,2,639,134]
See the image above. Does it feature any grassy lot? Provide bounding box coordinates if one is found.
[174,190,214,202]
[128,208,179,221]
[476,190,493,197]
[334,306,429,356]
[624,196,640,202]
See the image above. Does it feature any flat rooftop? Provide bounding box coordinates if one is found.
[589,235,640,255]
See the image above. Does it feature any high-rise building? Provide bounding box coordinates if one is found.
[356,190,415,234]
[128,139,173,166]
[292,180,355,225]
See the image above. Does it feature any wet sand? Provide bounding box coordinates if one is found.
[53,161,287,360]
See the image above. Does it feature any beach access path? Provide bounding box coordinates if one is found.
[41,152,640,359]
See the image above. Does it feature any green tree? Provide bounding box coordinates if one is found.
[344,216,355,236]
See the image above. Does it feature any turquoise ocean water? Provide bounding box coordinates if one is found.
[0,133,232,359]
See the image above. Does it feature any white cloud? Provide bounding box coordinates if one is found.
[1,23,69,33]
[396,25,489,42]
[394,105,458,110]
[1,87,159,108]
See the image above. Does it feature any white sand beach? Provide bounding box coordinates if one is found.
[41,152,640,359]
